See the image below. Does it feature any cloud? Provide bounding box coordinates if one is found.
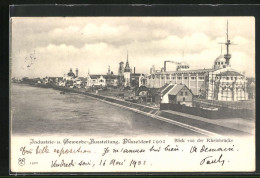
[11,17,255,78]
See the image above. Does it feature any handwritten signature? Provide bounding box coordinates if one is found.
[200,154,226,166]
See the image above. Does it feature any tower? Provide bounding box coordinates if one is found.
[150,65,155,74]
[124,51,131,87]
[218,20,236,67]
[118,62,124,76]
[107,65,111,75]
[118,62,124,86]
[76,68,78,77]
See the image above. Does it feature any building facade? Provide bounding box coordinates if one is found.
[86,75,106,87]
[206,69,248,101]
[105,75,119,87]
[157,83,193,106]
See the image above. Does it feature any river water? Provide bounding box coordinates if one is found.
[11,84,200,136]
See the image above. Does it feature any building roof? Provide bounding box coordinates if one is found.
[89,75,104,79]
[152,68,215,75]
[161,84,175,96]
[179,61,190,68]
[157,83,170,93]
[149,88,159,96]
[104,75,118,79]
[159,84,192,96]
[67,71,75,77]
[49,77,63,80]
[79,77,88,82]
[124,65,131,72]
[215,55,226,63]
[168,84,186,95]
[216,71,243,77]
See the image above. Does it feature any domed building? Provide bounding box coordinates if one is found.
[214,55,227,69]
[177,61,190,71]
[64,68,76,81]
[62,68,81,87]
[68,69,75,77]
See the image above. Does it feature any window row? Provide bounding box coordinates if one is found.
[149,76,205,80]
[215,76,242,80]
[215,61,227,65]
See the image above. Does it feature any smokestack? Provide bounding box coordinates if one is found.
[76,68,78,77]
[134,67,135,74]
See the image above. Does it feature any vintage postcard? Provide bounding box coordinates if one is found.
[10,16,255,173]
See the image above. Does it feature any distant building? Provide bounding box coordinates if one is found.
[73,78,82,88]
[118,61,124,86]
[78,77,88,88]
[47,77,63,84]
[118,62,124,76]
[59,68,82,88]
[131,73,147,88]
[65,68,76,81]
[247,77,255,99]
[62,68,78,87]
[105,75,118,87]
[131,73,142,87]
[135,86,159,103]
[86,75,106,87]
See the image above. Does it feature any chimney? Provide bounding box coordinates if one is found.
[134,67,135,74]
[76,68,78,77]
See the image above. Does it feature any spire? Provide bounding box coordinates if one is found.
[127,50,128,62]
[124,50,131,72]
[226,20,229,42]
[107,65,111,75]
[224,19,231,66]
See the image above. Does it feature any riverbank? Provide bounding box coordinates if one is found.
[28,83,251,136]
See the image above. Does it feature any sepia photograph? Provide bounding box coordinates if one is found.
[10,16,255,173]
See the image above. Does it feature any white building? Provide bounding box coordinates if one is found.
[159,83,193,106]
[86,75,106,87]
[207,68,248,101]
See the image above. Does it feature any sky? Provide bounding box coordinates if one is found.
[11,17,255,78]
